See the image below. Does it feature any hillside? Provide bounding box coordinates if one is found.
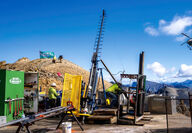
[0,58,112,93]
[145,80,192,94]
[167,80,192,88]
[145,81,166,93]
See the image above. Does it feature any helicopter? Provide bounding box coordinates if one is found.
[180,33,192,50]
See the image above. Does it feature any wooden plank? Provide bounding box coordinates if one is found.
[121,115,144,122]
[93,108,118,116]
[135,122,144,126]
[88,115,114,120]
[117,119,134,125]
[86,115,117,124]
[136,115,143,122]
[117,118,145,126]
[110,116,117,124]
[141,117,153,121]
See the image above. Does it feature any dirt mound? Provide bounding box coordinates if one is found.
[15,57,30,63]
[0,58,112,93]
[0,61,6,65]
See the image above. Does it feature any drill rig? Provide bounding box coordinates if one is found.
[83,10,106,114]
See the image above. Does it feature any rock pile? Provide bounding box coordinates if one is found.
[0,58,112,93]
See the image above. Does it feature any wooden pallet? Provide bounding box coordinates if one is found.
[86,115,117,124]
[85,108,118,124]
[141,116,153,121]
[117,115,145,125]
[93,108,118,116]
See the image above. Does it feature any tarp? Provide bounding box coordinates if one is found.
[40,51,55,59]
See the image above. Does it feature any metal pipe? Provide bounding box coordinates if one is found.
[34,107,67,117]
[0,117,29,128]
[137,51,145,116]
[188,92,192,126]
[138,51,144,90]
[29,110,64,123]
[165,98,169,133]
[45,106,63,112]
[134,77,139,124]
[0,106,67,128]
[100,59,118,84]
[138,51,144,75]
[100,68,106,99]
[5,98,24,102]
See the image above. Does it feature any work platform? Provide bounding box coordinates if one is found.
[86,108,117,124]
[86,108,152,125]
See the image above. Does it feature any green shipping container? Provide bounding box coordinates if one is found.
[0,69,24,123]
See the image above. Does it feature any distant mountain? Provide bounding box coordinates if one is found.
[145,80,191,94]
[123,80,166,93]
[167,80,192,89]
[111,79,192,94]
[145,80,166,93]
[177,88,190,99]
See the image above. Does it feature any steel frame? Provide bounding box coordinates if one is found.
[0,106,84,133]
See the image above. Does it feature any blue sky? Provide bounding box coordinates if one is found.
[1,0,192,83]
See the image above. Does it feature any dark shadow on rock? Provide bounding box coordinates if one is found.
[32,128,56,133]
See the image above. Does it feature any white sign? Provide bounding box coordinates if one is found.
[9,77,21,84]
[0,116,6,125]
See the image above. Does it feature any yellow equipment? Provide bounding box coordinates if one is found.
[106,98,111,106]
[61,73,82,115]
[61,73,90,117]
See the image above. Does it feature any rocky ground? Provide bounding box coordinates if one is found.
[0,114,173,133]
[0,57,112,93]
[1,113,192,133]
[0,114,160,133]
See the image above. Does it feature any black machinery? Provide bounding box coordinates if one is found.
[96,52,146,124]
[118,51,146,124]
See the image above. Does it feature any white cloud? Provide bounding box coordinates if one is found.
[147,62,167,77]
[103,73,121,83]
[144,12,192,39]
[177,64,192,77]
[159,19,166,25]
[144,26,159,36]
[159,16,192,35]
[103,74,113,82]
[169,67,176,73]
[147,62,192,83]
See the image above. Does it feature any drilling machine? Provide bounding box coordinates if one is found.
[82,10,106,114]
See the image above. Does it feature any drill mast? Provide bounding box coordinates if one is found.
[85,10,106,114]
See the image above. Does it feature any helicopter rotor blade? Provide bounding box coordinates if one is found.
[187,45,192,50]
[180,41,187,46]
[181,33,191,39]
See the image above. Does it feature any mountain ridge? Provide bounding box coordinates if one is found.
[145,80,191,93]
